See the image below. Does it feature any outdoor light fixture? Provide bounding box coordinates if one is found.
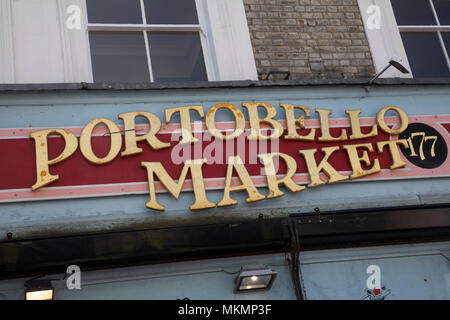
[234,264,277,293]
[25,279,54,300]
[368,58,410,85]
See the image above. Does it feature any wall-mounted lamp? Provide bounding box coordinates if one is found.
[234,264,277,293]
[25,279,54,300]
[368,58,410,85]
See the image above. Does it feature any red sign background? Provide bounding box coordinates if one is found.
[0,115,449,203]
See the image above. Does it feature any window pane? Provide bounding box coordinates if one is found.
[401,32,450,77]
[89,32,150,82]
[87,0,142,24]
[433,0,450,25]
[443,32,450,54]
[391,0,437,25]
[148,32,207,82]
[144,0,199,24]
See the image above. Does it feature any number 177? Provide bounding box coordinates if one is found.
[406,132,437,160]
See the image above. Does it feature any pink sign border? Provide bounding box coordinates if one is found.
[0,114,449,203]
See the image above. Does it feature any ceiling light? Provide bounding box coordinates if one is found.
[25,280,54,300]
[234,265,277,293]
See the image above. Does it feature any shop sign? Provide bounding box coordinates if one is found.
[0,104,449,210]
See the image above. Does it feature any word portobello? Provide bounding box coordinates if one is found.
[30,103,409,211]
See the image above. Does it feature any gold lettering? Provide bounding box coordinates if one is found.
[377,139,409,169]
[80,118,122,165]
[299,146,349,187]
[243,102,284,140]
[119,111,170,157]
[141,159,215,211]
[30,129,78,190]
[345,109,378,140]
[316,108,348,142]
[258,153,305,198]
[218,155,266,206]
[165,105,204,145]
[205,103,245,140]
[280,104,315,141]
[376,106,408,136]
[342,143,381,179]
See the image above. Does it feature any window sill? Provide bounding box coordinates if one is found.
[1,78,450,92]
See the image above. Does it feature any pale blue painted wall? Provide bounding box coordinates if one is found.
[0,242,449,300]
[0,84,449,239]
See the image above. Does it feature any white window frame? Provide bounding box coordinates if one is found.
[358,0,450,78]
[86,0,218,82]
[0,0,257,84]
[0,0,14,83]
[396,0,450,73]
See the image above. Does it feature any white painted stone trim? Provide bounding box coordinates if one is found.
[58,0,93,83]
[204,0,258,81]
[357,0,412,78]
[0,0,15,84]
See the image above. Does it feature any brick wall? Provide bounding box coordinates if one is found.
[243,0,376,80]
